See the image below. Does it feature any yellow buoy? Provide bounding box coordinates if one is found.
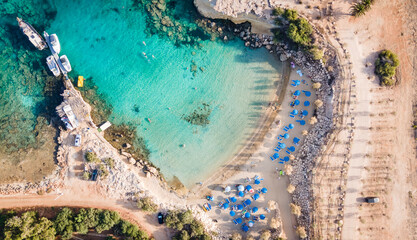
[77,76,84,87]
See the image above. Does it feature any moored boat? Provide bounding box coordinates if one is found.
[46,55,61,77]
[16,17,47,50]
[59,55,72,72]
[44,32,61,54]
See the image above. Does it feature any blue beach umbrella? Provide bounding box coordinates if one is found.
[238,191,244,197]
[245,212,251,218]
[245,199,252,205]
[254,179,261,185]
[273,153,279,159]
[248,221,254,227]
[288,146,296,152]
[294,100,300,106]
[252,207,258,213]
[253,194,260,201]
[291,109,298,115]
[293,137,300,144]
[260,214,266,220]
[296,120,306,125]
[304,101,310,106]
[237,204,244,210]
[246,185,252,191]
[279,143,286,148]
[302,110,308,116]
[284,133,290,139]
[236,217,243,224]
[294,90,301,96]
[223,203,229,209]
[284,156,290,162]
[303,90,311,97]
[242,225,249,232]
[261,187,267,193]
[231,197,237,203]
[238,185,245,192]
[289,124,295,129]
[230,210,236,216]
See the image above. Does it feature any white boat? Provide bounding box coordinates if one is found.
[43,32,61,54]
[46,55,61,77]
[17,17,47,50]
[49,34,61,54]
[60,55,72,72]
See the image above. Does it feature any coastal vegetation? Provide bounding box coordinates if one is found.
[164,210,211,239]
[272,8,324,61]
[374,50,400,86]
[0,208,148,240]
[351,0,375,17]
[136,197,158,212]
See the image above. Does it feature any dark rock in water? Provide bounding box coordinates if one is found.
[182,102,212,126]
[123,143,132,149]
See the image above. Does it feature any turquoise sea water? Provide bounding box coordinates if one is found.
[0,0,283,187]
[47,0,283,186]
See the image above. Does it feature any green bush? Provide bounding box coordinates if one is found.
[283,9,299,21]
[272,7,285,16]
[82,171,91,180]
[104,157,115,169]
[54,208,74,239]
[99,164,109,179]
[165,210,211,240]
[309,46,324,60]
[85,152,100,163]
[137,197,158,212]
[1,208,148,240]
[375,50,399,86]
[287,18,313,47]
[351,0,374,17]
[4,211,56,240]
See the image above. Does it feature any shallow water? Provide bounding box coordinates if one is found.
[0,0,283,187]
[47,0,283,187]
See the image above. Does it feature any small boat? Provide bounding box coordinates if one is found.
[142,41,146,46]
[49,34,61,54]
[17,17,47,50]
[43,32,61,54]
[77,76,84,87]
[146,118,151,123]
[46,55,61,77]
[59,55,72,72]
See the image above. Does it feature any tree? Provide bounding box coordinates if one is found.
[189,220,204,237]
[272,7,285,16]
[290,203,302,217]
[269,217,281,229]
[4,211,56,240]
[284,164,293,175]
[54,208,74,239]
[96,210,120,233]
[73,208,89,234]
[283,9,298,21]
[309,46,324,60]
[85,152,100,163]
[375,50,399,86]
[287,18,313,47]
[296,226,307,238]
[116,220,148,240]
[231,232,242,240]
[137,197,158,212]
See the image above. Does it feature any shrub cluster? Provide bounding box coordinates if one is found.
[351,0,374,17]
[0,208,148,240]
[272,8,313,48]
[272,8,324,60]
[137,197,158,212]
[164,210,211,240]
[85,151,100,163]
[374,50,399,86]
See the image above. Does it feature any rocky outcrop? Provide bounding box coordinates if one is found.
[194,0,278,34]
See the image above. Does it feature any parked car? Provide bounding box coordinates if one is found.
[157,212,164,224]
[74,134,81,147]
[364,197,379,203]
